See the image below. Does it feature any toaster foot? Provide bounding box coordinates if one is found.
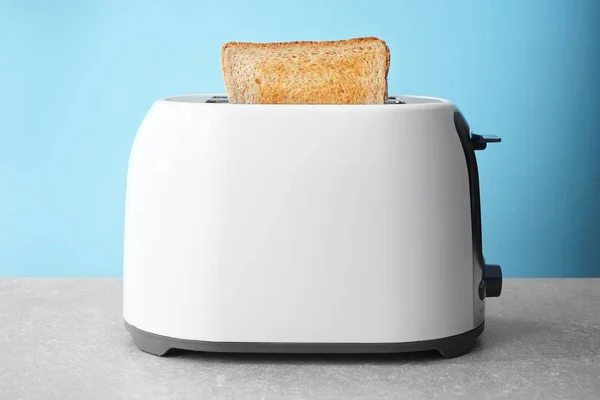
[435,327,482,358]
[436,344,476,358]
[434,323,484,358]
[124,321,484,358]
[125,321,172,356]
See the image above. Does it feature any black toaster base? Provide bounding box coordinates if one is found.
[125,321,484,359]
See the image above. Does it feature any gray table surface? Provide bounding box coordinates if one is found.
[0,278,599,400]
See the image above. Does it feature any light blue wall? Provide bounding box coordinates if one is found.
[1,0,599,277]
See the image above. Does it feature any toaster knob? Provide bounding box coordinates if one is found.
[483,264,502,297]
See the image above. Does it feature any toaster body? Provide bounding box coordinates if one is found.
[123,94,502,358]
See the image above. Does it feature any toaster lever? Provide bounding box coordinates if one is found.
[471,133,501,150]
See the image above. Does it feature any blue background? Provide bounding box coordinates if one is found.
[1,0,599,277]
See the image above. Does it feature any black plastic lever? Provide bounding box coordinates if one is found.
[471,134,501,150]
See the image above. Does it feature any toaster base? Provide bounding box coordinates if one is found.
[124,321,484,359]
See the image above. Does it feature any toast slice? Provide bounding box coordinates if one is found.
[221,37,390,104]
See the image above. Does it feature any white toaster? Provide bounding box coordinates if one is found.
[123,94,502,358]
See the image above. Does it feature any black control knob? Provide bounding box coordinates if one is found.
[483,264,502,297]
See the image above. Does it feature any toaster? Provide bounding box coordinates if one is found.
[123,94,502,358]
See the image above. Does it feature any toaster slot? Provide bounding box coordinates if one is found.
[205,96,406,104]
[384,96,406,104]
[205,96,229,103]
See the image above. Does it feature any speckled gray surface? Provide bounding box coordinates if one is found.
[0,279,599,400]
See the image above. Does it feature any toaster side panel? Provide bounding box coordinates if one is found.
[453,110,486,328]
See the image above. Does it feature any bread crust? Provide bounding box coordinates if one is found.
[221,37,390,104]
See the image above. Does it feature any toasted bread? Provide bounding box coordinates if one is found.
[221,37,390,104]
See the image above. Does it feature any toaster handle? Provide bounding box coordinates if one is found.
[471,133,501,150]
